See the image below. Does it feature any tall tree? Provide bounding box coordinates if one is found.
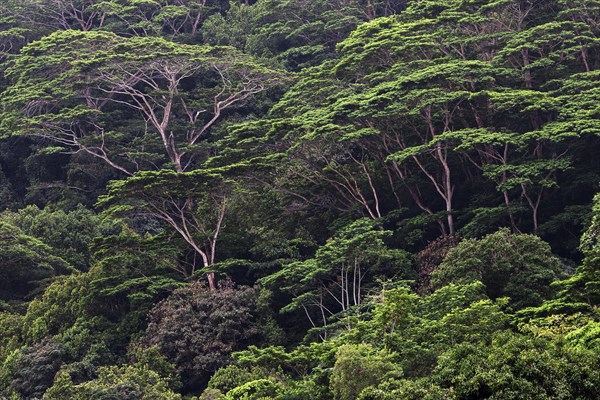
[1,30,285,175]
[99,169,232,290]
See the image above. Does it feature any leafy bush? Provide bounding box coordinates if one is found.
[142,281,261,392]
[433,331,600,399]
[0,222,73,303]
[45,364,182,400]
[2,204,120,271]
[433,229,563,308]
[5,339,69,399]
[330,344,401,400]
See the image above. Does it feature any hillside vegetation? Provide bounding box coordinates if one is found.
[0,0,599,398]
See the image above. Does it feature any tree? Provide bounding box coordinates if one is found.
[100,0,225,39]
[2,30,285,175]
[433,331,600,399]
[224,0,600,239]
[2,339,69,399]
[17,228,182,353]
[225,283,510,397]
[2,31,284,290]
[260,218,411,338]
[1,204,119,270]
[202,0,408,71]
[548,191,600,309]
[415,234,460,293]
[357,378,449,400]
[362,282,509,376]
[141,281,261,392]
[432,229,563,308]
[221,65,398,220]
[0,221,73,303]
[4,0,109,32]
[99,169,232,289]
[0,0,228,41]
[330,344,401,400]
[45,363,182,400]
[204,364,271,396]
[0,1,39,63]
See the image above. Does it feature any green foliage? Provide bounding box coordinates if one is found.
[1,30,285,175]
[5,339,69,399]
[204,361,314,399]
[202,0,406,71]
[45,364,182,400]
[130,345,181,391]
[261,218,412,336]
[433,331,600,399]
[565,320,600,350]
[520,192,600,328]
[0,0,599,398]
[0,228,185,393]
[1,204,120,270]
[432,229,563,308]
[0,221,74,303]
[0,312,23,364]
[0,166,17,210]
[233,340,339,399]
[141,281,261,392]
[224,378,285,400]
[330,344,401,400]
[207,365,267,395]
[228,0,600,240]
[578,192,600,301]
[22,273,93,342]
[354,282,510,377]
[357,378,450,400]
[99,169,239,283]
[222,282,511,398]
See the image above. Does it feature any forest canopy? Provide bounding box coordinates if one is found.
[0,0,599,398]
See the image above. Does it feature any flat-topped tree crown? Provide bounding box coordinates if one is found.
[1,29,286,175]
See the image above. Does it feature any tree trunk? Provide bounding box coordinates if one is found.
[207,271,216,291]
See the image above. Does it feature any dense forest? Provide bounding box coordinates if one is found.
[0,0,599,398]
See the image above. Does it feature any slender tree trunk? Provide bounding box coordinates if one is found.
[207,272,216,291]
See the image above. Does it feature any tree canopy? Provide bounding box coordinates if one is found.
[0,0,599,398]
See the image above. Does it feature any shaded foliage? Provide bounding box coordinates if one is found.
[142,281,261,392]
[433,229,564,308]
